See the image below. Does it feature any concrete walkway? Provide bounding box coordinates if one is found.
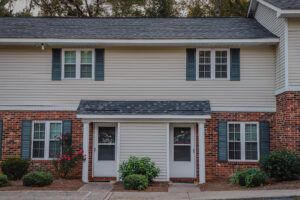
[0,183,299,200]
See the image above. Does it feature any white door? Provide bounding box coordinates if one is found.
[170,124,196,178]
[93,124,117,177]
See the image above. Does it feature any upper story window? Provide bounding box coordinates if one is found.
[62,49,94,80]
[32,121,62,160]
[228,122,259,162]
[197,49,230,80]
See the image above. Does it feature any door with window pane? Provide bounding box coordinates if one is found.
[170,124,195,178]
[93,125,117,177]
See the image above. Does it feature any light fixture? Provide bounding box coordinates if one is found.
[41,43,45,50]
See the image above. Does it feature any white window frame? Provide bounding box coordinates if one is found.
[62,49,95,80]
[31,121,62,160]
[196,48,230,80]
[227,122,260,162]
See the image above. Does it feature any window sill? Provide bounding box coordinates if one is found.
[227,160,259,164]
[196,78,230,81]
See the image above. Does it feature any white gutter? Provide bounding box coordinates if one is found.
[76,114,211,119]
[0,38,279,46]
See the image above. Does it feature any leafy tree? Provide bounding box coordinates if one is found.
[0,0,14,16]
[185,0,250,17]
[184,0,215,17]
[213,0,250,17]
[31,0,108,17]
[145,0,179,17]
[108,0,145,17]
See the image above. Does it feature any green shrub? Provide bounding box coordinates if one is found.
[22,171,53,187]
[119,156,160,184]
[0,157,30,180]
[123,174,148,190]
[260,150,300,181]
[230,169,266,187]
[0,174,9,187]
[245,170,267,187]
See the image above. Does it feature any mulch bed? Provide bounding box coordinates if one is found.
[0,179,85,191]
[112,181,169,192]
[199,179,300,191]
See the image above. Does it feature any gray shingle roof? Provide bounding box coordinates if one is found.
[264,0,300,10]
[77,100,211,115]
[0,17,277,39]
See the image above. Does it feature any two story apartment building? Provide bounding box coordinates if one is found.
[0,0,299,183]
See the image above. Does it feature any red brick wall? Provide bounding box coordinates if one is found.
[0,111,82,178]
[276,92,300,152]
[1,104,298,181]
[204,112,276,180]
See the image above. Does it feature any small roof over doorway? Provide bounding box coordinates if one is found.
[77,100,211,119]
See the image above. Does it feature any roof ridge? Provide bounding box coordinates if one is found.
[0,16,248,19]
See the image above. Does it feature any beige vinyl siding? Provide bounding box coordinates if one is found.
[255,3,286,91]
[119,123,167,181]
[0,46,275,108]
[288,19,300,86]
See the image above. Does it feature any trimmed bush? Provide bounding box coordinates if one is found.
[230,169,266,187]
[119,156,160,184]
[123,174,148,190]
[0,157,30,180]
[22,171,53,187]
[245,170,267,187]
[0,174,9,187]
[260,150,300,181]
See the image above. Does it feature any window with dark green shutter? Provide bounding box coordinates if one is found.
[31,121,63,159]
[62,120,72,148]
[186,48,196,81]
[95,49,105,81]
[230,48,240,81]
[227,122,259,161]
[259,121,270,159]
[52,49,62,81]
[21,120,32,159]
[218,121,228,162]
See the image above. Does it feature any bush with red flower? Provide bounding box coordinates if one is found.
[53,131,85,178]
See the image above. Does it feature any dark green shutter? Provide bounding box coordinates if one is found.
[62,120,72,148]
[218,121,228,162]
[95,49,105,81]
[260,121,270,159]
[186,48,196,81]
[230,48,240,81]
[0,120,2,160]
[52,48,62,80]
[21,120,32,159]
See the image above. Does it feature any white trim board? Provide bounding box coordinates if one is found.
[211,107,276,112]
[0,105,278,113]
[77,114,211,120]
[0,38,279,46]
[0,106,77,111]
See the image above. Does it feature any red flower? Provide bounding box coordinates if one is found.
[50,154,53,156]
[65,137,68,140]
[58,136,62,140]
[75,161,78,164]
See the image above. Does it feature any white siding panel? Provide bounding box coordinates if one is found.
[255,3,286,91]
[119,123,167,181]
[0,46,275,108]
[288,19,300,86]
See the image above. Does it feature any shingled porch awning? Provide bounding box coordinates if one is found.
[76,100,211,119]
